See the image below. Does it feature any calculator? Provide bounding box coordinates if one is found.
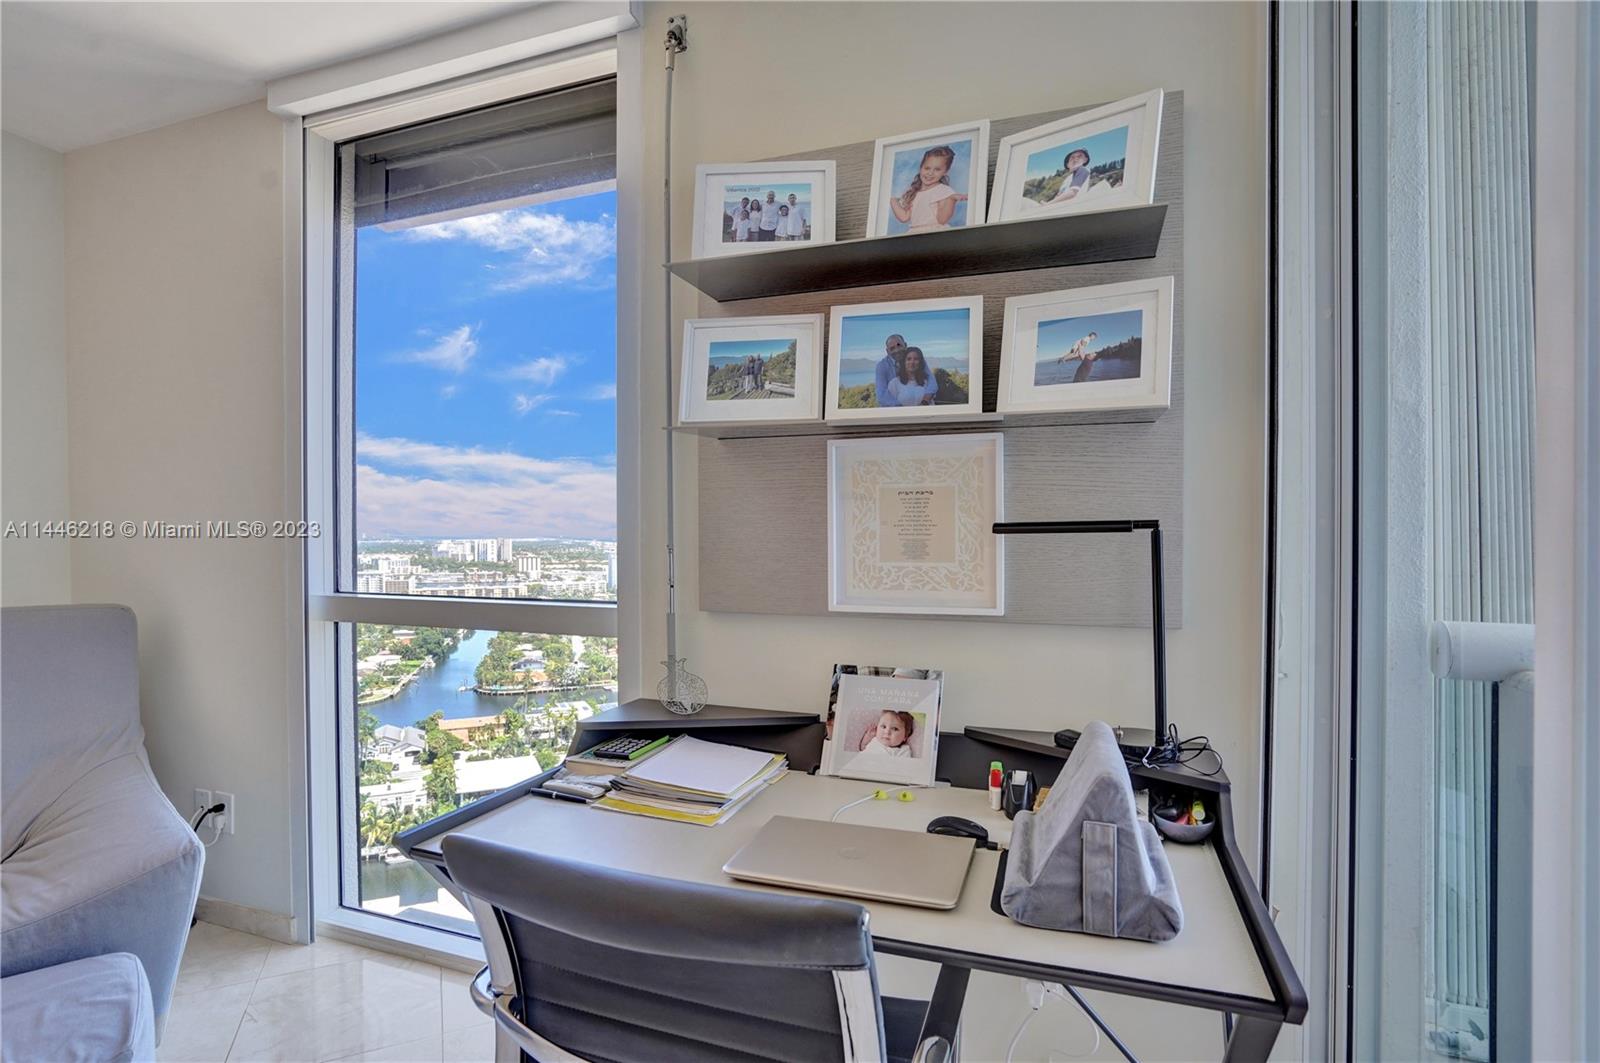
[588,735,671,761]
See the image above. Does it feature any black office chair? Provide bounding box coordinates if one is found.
[442,833,964,1063]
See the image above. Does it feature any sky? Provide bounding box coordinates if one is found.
[1024,125,1130,183]
[353,190,618,542]
[837,307,973,368]
[707,338,795,365]
[1035,308,1143,362]
[884,137,975,234]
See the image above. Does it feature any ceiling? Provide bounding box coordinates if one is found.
[1,1,533,153]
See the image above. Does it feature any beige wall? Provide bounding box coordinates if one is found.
[64,102,298,923]
[2,132,72,605]
[634,4,1267,1057]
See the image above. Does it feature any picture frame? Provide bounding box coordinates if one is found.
[864,120,991,239]
[987,89,1164,223]
[824,296,985,423]
[997,277,1175,415]
[826,433,1005,616]
[678,314,826,426]
[820,664,943,788]
[691,161,837,259]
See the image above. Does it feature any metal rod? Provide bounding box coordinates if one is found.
[1057,983,1140,1063]
[660,18,687,695]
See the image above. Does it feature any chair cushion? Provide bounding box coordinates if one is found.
[0,952,155,1063]
[2,605,147,860]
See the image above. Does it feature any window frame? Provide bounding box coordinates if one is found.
[299,41,642,956]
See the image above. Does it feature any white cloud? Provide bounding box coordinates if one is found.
[439,384,459,399]
[355,433,615,539]
[395,324,478,373]
[502,356,569,387]
[512,394,552,415]
[586,383,617,400]
[546,409,579,417]
[403,208,616,290]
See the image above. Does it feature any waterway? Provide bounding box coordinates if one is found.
[364,628,615,729]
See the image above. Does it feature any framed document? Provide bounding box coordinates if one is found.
[826,433,1004,615]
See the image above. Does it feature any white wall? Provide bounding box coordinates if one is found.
[2,131,72,605]
[63,102,298,927]
[633,5,1267,1057]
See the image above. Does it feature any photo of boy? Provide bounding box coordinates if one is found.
[1021,124,1131,207]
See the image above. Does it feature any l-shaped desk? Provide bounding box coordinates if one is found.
[397,701,1306,1062]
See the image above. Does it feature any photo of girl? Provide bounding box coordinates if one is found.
[886,347,938,406]
[887,145,968,234]
[866,121,989,239]
[860,710,917,758]
[820,664,943,787]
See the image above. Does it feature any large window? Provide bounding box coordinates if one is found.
[310,77,620,942]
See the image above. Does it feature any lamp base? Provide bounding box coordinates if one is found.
[1053,725,1172,762]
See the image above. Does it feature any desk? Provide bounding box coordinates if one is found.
[398,702,1305,1062]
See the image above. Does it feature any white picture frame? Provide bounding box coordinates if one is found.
[987,89,1164,223]
[820,665,943,787]
[825,296,985,423]
[997,277,1174,415]
[864,120,991,239]
[691,161,837,259]
[677,314,826,426]
[827,433,1004,616]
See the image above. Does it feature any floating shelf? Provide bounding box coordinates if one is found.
[576,698,820,731]
[672,405,1165,441]
[667,204,1168,302]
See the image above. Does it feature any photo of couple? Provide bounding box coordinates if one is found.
[721,183,814,244]
[1032,308,1144,386]
[705,337,798,400]
[1021,124,1130,208]
[834,307,973,411]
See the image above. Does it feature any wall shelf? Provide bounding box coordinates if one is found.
[672,405,1165,441]
[667,204,1167,303]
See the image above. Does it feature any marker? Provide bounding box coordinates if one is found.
[988,761,1004,810]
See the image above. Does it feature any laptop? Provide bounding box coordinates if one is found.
[722,816,976,909]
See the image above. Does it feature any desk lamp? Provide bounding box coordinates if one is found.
[989,519,1173,760]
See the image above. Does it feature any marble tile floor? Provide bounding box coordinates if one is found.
[159,922,495,1062]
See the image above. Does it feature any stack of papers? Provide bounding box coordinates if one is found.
[594,736,787,826]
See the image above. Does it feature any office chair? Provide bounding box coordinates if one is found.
[442,834,965,1063]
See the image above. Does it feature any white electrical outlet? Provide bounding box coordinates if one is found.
[215,791,236,835]
[193,788,213,820]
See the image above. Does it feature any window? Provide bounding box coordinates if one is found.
[309,77,621,944]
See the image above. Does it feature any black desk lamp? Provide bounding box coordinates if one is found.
[990,519,1173,760]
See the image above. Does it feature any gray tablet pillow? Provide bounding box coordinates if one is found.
[999,721,1183,942]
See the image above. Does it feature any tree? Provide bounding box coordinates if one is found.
[425,755,457,810]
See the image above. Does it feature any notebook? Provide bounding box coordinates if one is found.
[621,736,784,799]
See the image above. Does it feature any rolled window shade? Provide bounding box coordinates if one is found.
[349,77,616,229]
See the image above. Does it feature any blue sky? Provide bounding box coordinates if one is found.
[1024,125,1130,183]
[884,137,975,234]
[1035,308,1143,362]
[708,338,795,364]
[837,307,973,367]
[353,190,618,541]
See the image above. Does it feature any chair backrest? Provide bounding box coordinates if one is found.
[442,833,888,1063]
[1,605,147,859]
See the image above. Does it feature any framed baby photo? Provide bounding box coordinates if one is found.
[987,89,1164,222]
[691,161,836,259]
[826,433,1005,616]
[678,314,826,426]
[997,277,1174,415]
[820,664,943,787]
[824,296,984,423]
[864,120,990,239]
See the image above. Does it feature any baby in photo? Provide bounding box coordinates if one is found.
[860,709,917,758]
[887,145,968,234]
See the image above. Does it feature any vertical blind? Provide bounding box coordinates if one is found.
[1423,0,1534,1043]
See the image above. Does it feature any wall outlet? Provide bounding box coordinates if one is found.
[215,791,236,835]
[193,788,213,821]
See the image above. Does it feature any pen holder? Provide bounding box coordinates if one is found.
[1002,770,1037,821]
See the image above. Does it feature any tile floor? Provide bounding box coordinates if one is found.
[158,922,495,1062]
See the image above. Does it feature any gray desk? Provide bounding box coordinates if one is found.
[397,704,1305,1062]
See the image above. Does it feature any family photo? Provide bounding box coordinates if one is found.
[1032,307,1144,386]
[706,337,798,400]
[1022,124,1129,208]
[832,306,974,412]
[721,183,814,244]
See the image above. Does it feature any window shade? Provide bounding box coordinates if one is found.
[348,77,616,229]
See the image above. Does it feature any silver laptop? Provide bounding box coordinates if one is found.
[722,816,976,909]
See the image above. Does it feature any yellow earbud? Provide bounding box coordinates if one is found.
[896,790,915,803]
